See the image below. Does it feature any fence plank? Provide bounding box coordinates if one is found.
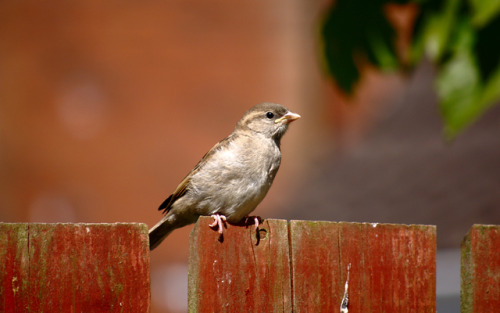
[188,218,436,313]
[0,223,150,313]
[188,217,291,312]
[289,220,342,312]
[290,221,436,313]
[0,224,29,313]
[461,224,500,313]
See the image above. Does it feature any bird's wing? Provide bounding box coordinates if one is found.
[158,134,235,214]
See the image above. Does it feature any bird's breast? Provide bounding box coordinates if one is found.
[189,136,281,222]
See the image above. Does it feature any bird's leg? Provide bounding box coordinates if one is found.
[252,216,259,231]
[209,214,227,234]
[245,216,261,231]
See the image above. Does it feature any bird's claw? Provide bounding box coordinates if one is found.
[245,216,262,231]
[209,214,227,234]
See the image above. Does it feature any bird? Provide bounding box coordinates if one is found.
[149,102,300,250]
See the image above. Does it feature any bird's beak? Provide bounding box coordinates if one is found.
[275,111,301,124]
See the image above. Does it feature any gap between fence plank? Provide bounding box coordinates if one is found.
[189,217,436,313]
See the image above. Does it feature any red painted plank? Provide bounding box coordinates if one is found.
[188,216,291,312]
[290,221,436,313]
[461,224,500,313]
[340,223,436,313]
[0,224,30,313]
[289,220,342,312]
[0,223,150,313]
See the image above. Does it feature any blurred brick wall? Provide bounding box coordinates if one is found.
[0,1,337,312]
[0,1,410,311]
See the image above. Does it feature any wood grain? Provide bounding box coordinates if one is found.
[188,216,291,312]
[0,223,150,313]
[189,218,436,313]
[290,221,436,313]
[461,224,500,313]
[0,224,29,313]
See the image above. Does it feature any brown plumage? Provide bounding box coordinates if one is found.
[149,102,300,250]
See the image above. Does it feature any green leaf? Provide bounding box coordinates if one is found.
[321,0,401,93]
[364,14,400,69]
[436,48,480,138]
[319,0,500,137]
[474,14,500,82]
[437,16,500,138]
[410,0,461,63]
[469,0,500,26]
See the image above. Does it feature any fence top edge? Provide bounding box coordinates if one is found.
[471,224,500,229]
[288,219,436,229]
[196,217,436,230]
[0,222,148,229]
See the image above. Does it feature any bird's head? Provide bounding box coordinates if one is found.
[236,102,300,141]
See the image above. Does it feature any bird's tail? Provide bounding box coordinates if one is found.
[149,218,174,251]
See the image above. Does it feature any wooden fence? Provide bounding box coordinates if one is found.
[189,217,436,312]
[461,224,500,313]
[0,223,150,312]
[0,219,498,312]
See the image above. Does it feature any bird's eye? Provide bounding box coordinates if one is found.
[266,112,274,119]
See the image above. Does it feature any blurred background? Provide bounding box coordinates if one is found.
[1,1,499,312]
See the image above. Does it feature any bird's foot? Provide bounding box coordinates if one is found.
[209,214,227,234]
[244,216,262,231]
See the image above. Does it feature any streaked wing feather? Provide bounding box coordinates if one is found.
[158,134,235,214]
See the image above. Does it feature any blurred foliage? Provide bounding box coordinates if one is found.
[321,0,500,138]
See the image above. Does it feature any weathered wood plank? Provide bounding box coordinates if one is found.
[289,220,342,312]
[0,224,29,313]
[290,221,436,313]
[0,223,150,313]
[188,216,291,312]
[461,224,500,313]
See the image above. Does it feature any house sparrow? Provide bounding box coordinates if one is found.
[149,102,300,250]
